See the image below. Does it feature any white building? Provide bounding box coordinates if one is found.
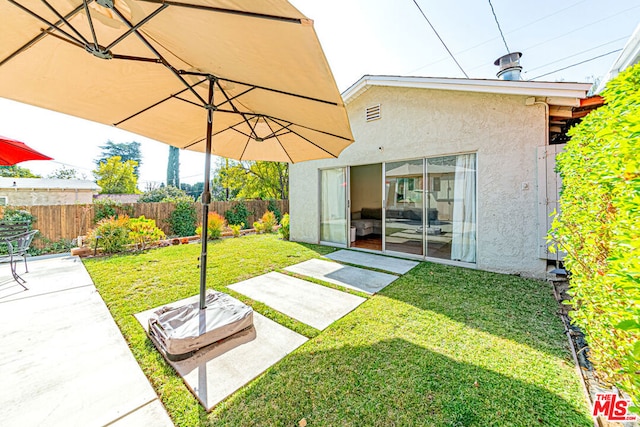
[289,75,597,278]
[0,178,99,206]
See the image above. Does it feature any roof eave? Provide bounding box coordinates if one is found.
[342,75,593,104]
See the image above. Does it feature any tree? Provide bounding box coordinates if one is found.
[216,160,288,200]
[138,185,191,203]
[95,140,142,178]
[0,165,40,178]
[167,146,180,188]
[47,165,84,180]
[93,156,139,194]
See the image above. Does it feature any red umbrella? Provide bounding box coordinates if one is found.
[0,136,52,166]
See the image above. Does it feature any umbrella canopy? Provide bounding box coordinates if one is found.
[0,0,353,162]
[0,0,353,311]
[0,135,53,166]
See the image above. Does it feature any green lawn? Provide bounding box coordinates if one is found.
[83,234,592,426]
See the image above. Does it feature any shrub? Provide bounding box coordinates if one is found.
[225,201,252,229]
[230,223,243,238]
[31,237,75,256]
[1,208,35,225]
[196,212,226,240]
[93,198,133,222]
[138,186,190,203]
[86,216,131,254]
[267,199,282,223]
[550,63,640,405]
[253,211,277,234]
[128,216,165,250]
[166,196,197,237]
[280,213,290,240]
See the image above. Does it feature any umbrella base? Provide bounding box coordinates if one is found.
[148,291,253,361]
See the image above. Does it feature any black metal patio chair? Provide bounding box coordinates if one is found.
[0,224,38,290]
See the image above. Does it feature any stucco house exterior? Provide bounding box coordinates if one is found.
[289,75,598,278]
[0,178,99,205]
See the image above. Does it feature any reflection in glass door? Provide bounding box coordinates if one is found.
[320,168,348,245]
[426,154,476,262]
[384,159,424,255]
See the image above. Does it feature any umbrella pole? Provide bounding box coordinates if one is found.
[199,78,215,310]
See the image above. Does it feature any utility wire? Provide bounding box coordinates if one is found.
[528,49,622,81]
[523,37,628,74]
[411,0,469,78]
[488,0,510,53]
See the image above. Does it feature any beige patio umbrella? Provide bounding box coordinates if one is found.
[0,1,353,315]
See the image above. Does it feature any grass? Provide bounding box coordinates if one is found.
[83,234,592,426]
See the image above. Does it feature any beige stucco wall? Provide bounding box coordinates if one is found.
[290,85,548,278]
[0,189,96,205]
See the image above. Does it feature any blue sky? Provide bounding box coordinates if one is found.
[1,0,638,187]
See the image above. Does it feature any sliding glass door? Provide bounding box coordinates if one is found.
[384,159,424,256]
[320,167,348,245]
[426,154,476,263]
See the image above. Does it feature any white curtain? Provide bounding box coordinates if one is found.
[451,154,476,262]
[320,168,347,243]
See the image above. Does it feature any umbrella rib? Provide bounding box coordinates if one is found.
[105,4,169,51]
[112,54,162,63]
[273,124,339,158]
[40,0,91,46]
[238,134,252,161]
[81,0,99,48]
[270,116,353,142]
[218,77,339,106]
[5,0,88,50]
[212,81,258,138]
[114,78,207,126]
[139,0,304,24]
[110,5,208,107]
[265,119,294,163]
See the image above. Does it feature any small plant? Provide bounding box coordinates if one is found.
[261,211,277,233]
[128,216,166,251]
[267,199,282,223]
[166,196,197,237]
[225,201,252,229]
[280,213,290,240]
[86,216,131,254]
[230,223,243,238]
[253,221,265,234]
[196,212,226,240]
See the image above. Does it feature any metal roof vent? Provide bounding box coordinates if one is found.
[366,104,381,122]
[494,52,523,80]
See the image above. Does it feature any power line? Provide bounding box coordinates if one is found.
[523,37,628,74]
[488,0,509,53]
[411,0,469,78]
[528,49,622,81]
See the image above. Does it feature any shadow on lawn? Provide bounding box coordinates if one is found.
[381,262,570,359]
[208,338,591,426]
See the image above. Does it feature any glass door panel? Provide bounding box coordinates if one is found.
[320,168,347,245]
[426,154,476,262]
[384,159,424,255]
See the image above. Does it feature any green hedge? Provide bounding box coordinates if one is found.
[551,63,640,405]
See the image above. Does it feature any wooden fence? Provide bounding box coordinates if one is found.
[2,200,289,247]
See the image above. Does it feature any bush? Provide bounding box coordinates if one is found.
[225,202,252,229]
[93,198,133,222]
[166,196,197,237]
[1,208,35,225]
[253,211,277,234]
[86,216,131,254]
[138,186,191,203]
[31,237,75,256]
[550,63,640,405]
[196,212,226,240]
[230,223,243,238]
[267,199,282,223]
[280,213,290,240]
[128,216,165,250]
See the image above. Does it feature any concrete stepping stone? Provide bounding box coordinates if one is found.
[325,250,419,275]
[229,272,365,330]
[284,258,397,295]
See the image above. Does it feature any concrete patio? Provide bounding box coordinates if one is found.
[0,255,173,427]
